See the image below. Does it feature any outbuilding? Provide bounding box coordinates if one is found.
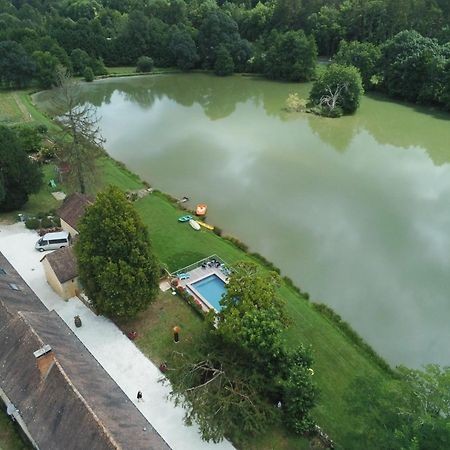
[41,246,80,300]
[57,192,92,237]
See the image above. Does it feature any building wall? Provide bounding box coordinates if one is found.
[60,220,78,238]
[61,277,80,300]
[42,259,80,300]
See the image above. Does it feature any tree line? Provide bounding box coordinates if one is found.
[0,0,449,109]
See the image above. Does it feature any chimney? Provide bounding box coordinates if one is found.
[33,344,55,379]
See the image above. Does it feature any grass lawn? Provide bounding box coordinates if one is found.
[120,291,311,450]
[0,409,30,450]
[134,192,390,448]
[0,91,24,124]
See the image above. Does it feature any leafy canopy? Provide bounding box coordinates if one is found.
[167,262,317,443]
[0,125,42,212]
[309,63,364,116]
[75,185,159,318]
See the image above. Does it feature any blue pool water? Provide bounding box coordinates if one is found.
[190,275,227,311]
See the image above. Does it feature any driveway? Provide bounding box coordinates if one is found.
[0,223,235,450]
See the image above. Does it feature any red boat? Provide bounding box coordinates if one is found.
[195,203,207,216]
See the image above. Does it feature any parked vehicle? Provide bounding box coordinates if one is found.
[35,231,70,252]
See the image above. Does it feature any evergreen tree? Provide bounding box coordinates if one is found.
[75,186,159,318]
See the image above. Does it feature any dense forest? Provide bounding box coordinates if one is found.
[0,0,449,109]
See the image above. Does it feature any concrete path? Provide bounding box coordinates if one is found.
[0,223,235,450]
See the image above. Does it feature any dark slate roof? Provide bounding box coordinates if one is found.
[0,252,171,450]
[0,253,48,314]
[41,246,78,283]
[57,193,93,230]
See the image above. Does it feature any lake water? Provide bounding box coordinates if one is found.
[34,73,450,368]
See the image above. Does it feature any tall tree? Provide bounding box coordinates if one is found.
[167,262,316,443]
[334,40,381,89]
[75,186,159,318]
[309,64,364,116]
[264,30,317,81]
[0,40,35,88]
[54,69,104,194]
[345,365,450,449]
[0,126,42,212]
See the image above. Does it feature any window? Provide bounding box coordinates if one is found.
[48,239,68,244]
[8,283,20,291]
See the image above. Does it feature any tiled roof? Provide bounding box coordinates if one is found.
[57,193,93,230]
[41,246,78,283]
[0,252,171,450]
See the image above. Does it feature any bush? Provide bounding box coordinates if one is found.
[282,276,310,300]
[25,218,40,229]
[176,285,206,318]
[213,226,222,236]
[224,236,248,252]
[309,64,364,116]
[40,217,54,228]
[249,252,281,274]
[136,56,154,73]
[83,67,94,82]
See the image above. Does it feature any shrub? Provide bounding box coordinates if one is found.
[136,56,154,73]
[25,218,40,229]
[83,67,94,82]
[309,64,364,116]
[51,216,61,227]
[224,236,249,252]
[249,252,281,274]
[176,285,206,318]
[285,93,307,112]
[282,275,310,300]
[213,226,222,236]
[40,217,54,228]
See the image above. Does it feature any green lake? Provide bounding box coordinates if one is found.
[35,73,450,368]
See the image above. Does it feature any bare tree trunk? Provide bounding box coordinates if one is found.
[53,68,104,194]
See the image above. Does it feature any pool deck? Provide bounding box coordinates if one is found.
[178,266,228,312]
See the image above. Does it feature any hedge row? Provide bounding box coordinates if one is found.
[312,303,396,376]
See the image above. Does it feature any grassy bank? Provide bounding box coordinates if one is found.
[133,191,391,448]
[2,85,394,448]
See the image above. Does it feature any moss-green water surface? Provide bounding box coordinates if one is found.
[35,73,450,368]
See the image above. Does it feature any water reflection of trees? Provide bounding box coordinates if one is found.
[74,74,308,121]
[37,74,450,164]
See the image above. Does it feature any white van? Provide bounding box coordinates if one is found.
[35,231,70,252]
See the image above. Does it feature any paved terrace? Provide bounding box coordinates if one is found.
[0,223,235,450]
[175,259,229,312]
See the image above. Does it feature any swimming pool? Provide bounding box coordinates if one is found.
[190,274,227,311]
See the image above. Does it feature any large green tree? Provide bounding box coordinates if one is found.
[0,40,35,87]
[214,45,234,76]
[168,262,316,443]
[75,186,159,318]
[264,30,317,81]
[167,26,199,71]
[309,64,364,116]
[334,40,381,89]
[345,365,450,449]
[381,30,444,103]
[0,126,42,212]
